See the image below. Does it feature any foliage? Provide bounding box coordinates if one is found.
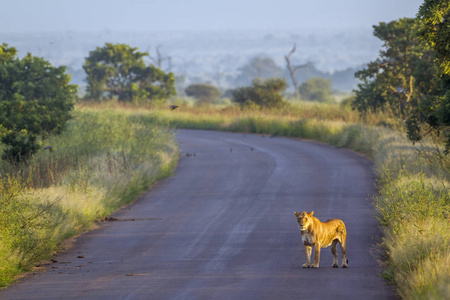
[235,56,284,86]
[298,77,335,103]
[83,43,176,103]
[0,44,77,162]
[417,0,450,74]
[413,1,450,154]
[410,75,450,154]
[231,78,288,109]
[185,83,221,105]
[352,18,450,154]
[0,43,17,63]
[353,18,434,116]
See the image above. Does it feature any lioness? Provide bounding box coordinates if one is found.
[294,211,348,268]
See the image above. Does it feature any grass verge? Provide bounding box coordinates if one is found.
[0,108,179,287]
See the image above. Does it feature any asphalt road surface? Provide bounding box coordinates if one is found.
[0,129,396,300]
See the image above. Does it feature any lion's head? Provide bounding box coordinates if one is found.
[294,211,314,231]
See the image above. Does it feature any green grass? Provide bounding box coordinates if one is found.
[0,108,179,287]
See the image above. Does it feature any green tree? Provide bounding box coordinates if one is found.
[185,84,221,105]
[134,65,176,103]
[0,43,17,63]
[352,16,450,153]
[231,78,288,109]
[0,44,77,162]
[417,0,450,74]
[298,77,335,103]
[83,43,175,103]
[410,1,450,153]
[353,18,436,117]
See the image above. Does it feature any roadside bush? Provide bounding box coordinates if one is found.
[185,83,221,106]
[232,78,288,109]
[298,77,335,103]
[0,44,77,162]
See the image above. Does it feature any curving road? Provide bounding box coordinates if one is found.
[0,129,396,299]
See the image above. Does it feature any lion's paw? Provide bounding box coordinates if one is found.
[342,259,348,268]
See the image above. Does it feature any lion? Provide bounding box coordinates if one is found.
[294,211,348,268]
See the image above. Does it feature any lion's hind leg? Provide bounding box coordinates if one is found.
[331,240,339,268]
[340,240,348,268]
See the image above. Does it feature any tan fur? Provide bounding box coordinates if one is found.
[294,211,348,268]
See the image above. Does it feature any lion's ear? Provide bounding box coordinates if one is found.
[294,211,299,216]
[308,211,314,217]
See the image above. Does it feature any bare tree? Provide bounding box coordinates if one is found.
[148,45,173,71]
[284,44,310,99]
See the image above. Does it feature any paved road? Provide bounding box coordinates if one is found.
[0,129,396,299]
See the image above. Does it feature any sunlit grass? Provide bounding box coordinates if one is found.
[382,218,450,299]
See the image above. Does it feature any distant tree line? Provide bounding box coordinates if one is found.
[234,55,358,93]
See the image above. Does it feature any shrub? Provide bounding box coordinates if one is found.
[231,78,288,109]
[0,44,77,162]
[298,77,335,103]
[185,83,221,105]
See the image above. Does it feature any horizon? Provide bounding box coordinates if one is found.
[0,0,427,92]
[1,0,424,33]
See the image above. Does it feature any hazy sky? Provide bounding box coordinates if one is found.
[1,0,424,33]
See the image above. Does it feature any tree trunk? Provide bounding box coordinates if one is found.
[284,44,310,100]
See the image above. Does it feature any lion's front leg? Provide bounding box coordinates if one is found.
[312,244,321,268]
[302,245,312,268]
